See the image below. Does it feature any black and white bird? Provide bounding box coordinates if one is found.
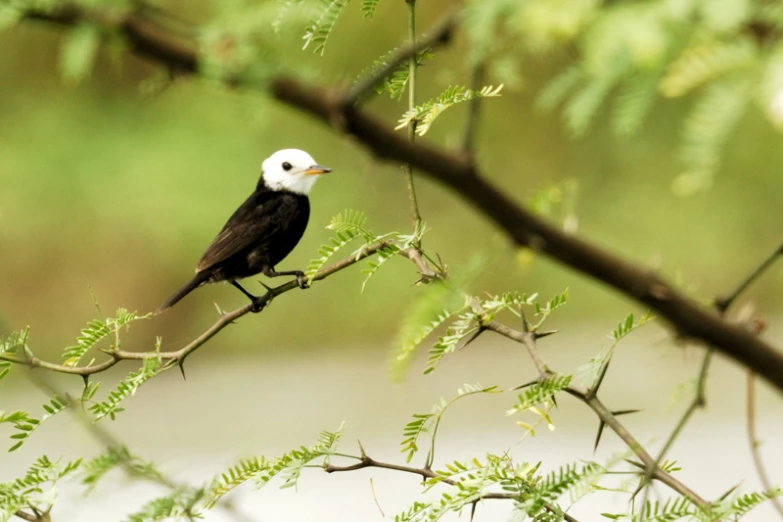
[157,149,331,313]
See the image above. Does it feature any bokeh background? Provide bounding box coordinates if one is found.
[1,1,782,520]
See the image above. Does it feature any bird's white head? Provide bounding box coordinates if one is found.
[261,149,331,195]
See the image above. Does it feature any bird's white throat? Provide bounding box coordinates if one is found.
[262,170,319,195]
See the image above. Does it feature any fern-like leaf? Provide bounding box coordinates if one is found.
[612,71,660,136]
[206,425,344,508]
[578,312,652,386]
[302,0,351,55]
[660,37,757,98]
[355,47,433,99]
[563,73,619,137]
[507,374,573,416]
[673,76,753,197]
[391,283,465,378]
[62,308,148,367]
[361,0,381,18]
[89,357,161,421]
[396,85,504,135]
[537,66,584,111]
[424,311,476,374]
[305,210,374,283]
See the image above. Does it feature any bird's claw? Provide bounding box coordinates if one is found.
[296,272,309,290]
[249,298,267,313]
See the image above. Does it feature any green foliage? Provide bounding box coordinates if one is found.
[306,209,413,291]
[673,76,754,197]
[0,328,29,381]
[507,374,572,417]
[391,282,467,378]
[360,0,381,19]
[400,383,500,464]
[0,455,81,521]
[519,462,603,517]
[531,288,569,329]
[305,210,374,283]
[423,310,476,374]
[89,356,162,421]
[602,496,696,521]
[396,84,504,135]
[660,37,757,98]
[355,47,433,99]
[81,446,167,494]
[0,396,69,452]
[682,486,783,521]
[59,23,101,85]
[206,424,344,508]
[612,70,661,136]
[62,308,148,367]
[578,312,653,387]
[126,488,204,522]
[302,0,351,55]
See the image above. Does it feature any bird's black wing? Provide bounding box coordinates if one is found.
[195,192,285,272]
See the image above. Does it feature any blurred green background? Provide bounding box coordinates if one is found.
[1,1,783,520]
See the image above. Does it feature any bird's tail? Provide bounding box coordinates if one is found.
[156,272,210,314]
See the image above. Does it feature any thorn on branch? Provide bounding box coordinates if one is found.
[593,409,641,454]
[533,329,558,340]
[459,326,486,350]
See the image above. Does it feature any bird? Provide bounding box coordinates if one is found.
[157,149,331,313]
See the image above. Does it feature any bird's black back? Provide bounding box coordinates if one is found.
[196,184,310,282]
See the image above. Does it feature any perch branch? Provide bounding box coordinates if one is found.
[1,244,384,376]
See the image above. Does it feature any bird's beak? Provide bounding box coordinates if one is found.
[305,165,331,176]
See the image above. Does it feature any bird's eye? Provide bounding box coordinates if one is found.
[282,161,292,171]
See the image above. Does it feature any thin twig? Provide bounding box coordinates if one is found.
[639,241,783,514]
[13,511,39,522]
[482,321,709,508]
[747,372,783,517]
[344,9,457,105]
[715,240,783,313]
[1,244,384,377]
[402,0,423,243]
[325,454,580,522]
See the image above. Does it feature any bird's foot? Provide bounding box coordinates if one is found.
[249,297,268,313]
[295,271,309,290]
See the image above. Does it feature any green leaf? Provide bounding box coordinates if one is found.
[578,312,652,386]
[302,0,351,55]
[59,23,101,85]
[673,76,753,197]
[506,374,573,416]
[396,85,504,135]
[206,424,345,508]
[306,210,375,284]
[361,0,381,18]
[89,357,161,421]
[390,283,466,379]
[661,37,757,98]
[355,46,433,99]
[62,308,149,367]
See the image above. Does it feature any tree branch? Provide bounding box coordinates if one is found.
[324,454,581,522]
[18,2,783,392]
[481,321,709,508]
[1,243,384,376]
